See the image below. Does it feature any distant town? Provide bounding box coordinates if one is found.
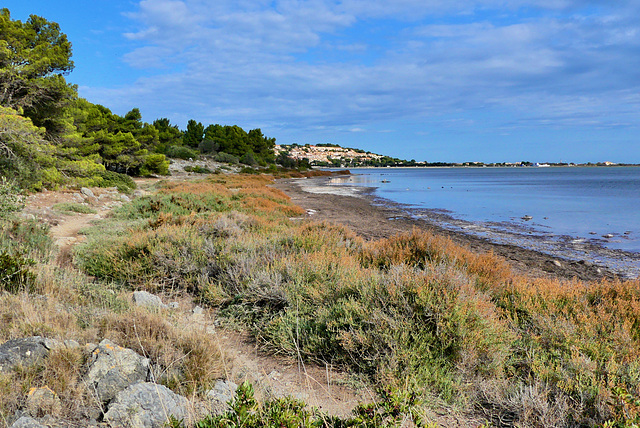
[276,143,634,168]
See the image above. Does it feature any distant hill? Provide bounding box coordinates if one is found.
[275,143,417,167]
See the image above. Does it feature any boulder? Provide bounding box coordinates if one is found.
[87,339,150,404]
[10,416,46,428]
[104,382,190,428]
[80,187,96,199]
[132,291,167,309]
[0,337,49,373]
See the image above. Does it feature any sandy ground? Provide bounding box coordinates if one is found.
[274,176,617,282]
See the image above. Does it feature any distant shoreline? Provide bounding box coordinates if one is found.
[275,175,630,282]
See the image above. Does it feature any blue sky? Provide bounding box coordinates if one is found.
[5,0,640,163]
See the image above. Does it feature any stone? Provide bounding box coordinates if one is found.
[602,234,614,239]
[10,416,46,428]
[0,337,49,373]
[132,291,167,309]
[192,306,204,315]
[206,380,238,404]
[26,386,61,418]
[104,382,190,428]
[168,302,180,309]
[87,339,150,404]
[120,194,131,202]
[80,187,95,199]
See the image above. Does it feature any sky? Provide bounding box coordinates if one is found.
[4,0,640,163]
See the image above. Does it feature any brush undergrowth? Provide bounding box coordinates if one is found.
[69,173,640,426]
[3,172,640,426]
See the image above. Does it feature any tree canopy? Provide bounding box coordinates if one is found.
[0,7,280,190]
[0,8,76,136]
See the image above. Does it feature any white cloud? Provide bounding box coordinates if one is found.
[84,0,640,138]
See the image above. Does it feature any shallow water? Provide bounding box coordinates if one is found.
[320,167,640,279]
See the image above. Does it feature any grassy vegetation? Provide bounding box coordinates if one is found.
[2,172,640,426]
[70,173,640,427]
[52,202,97,214]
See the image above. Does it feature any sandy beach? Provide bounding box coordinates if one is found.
[275,175,618,282]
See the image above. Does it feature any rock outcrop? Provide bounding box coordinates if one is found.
[0,337,50,373]
[87,339,150,404]
[104,382,190,428]
[132,291,168,309]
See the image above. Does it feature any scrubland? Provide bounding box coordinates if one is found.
[1,173,639,427]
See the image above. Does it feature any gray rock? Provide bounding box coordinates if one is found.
[120,194,131,202]
[10,416,46,428]
[104,382,190,428]
[87,339,150,404]
[132,291,167,309]
[168,302,180,309]
[26,386,61,418]
[80,187,95,199]
[206,380,238,404]
[0,337,49,373]
[192,306,204,315]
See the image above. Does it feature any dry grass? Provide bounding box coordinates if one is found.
[98,308,226,397]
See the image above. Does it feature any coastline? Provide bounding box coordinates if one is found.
[275,175,620,282]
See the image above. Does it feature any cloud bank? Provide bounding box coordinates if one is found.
[82,0,640,160]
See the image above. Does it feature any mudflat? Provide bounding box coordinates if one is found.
[275,176,616,282]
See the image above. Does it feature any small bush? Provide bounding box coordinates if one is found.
[214,152,239,164]
[0,177,24,219]
[184,165,214,174]
[195,382,427,428]
[0,250,36,293]
[166,145,199,160]
[52,202,96,214]
[141,153,170,176]
[91,170,136,194]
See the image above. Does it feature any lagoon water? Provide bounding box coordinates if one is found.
[325,166,640,278]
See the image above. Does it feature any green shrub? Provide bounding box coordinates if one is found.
[140,153,170,176]
[166,145,199,160]
[195,382,426,428]
[214,152,239,164]
[239,167,260,174]
[0,178,24,219]
[0,250,36,293]
[52,202,96,214]
[184,165,214,174]
[90,170,136,194]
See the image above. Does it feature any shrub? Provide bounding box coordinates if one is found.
[195,382,427,428]
[184,165,214,174]
[140,153,170,176]
[52,202,96,214]
[90,170,137,194]
[0,177,24,218]
[214,152,239,164]
[166,145,199,160]
[0,250,36,293]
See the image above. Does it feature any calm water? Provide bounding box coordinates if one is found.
[325,167,640,277]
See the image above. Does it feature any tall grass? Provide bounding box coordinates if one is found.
[72,173,640,426]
